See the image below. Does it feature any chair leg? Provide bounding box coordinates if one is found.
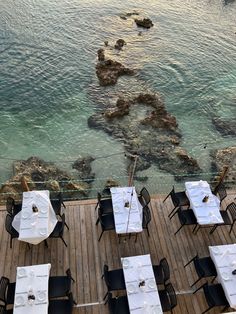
[96,217,99,225]
[229,222,235,234]
[98,230,104,242]
[103,291,108,301]
[44,240,48,248]
[210,225,218,234]
[168,206,177,218]
[193,282,205,294]
[60,236,67,247]
[192,224,199,234]
[135,233,138,243]
[211,276,216,283]
[64,221,69,230]
[163,193,170,203]
[174,224,184,235]
[202,306,213,314]
[190,276,202,287]
[10,237,13,249]
[146,226,150,237]
[184,255,195,268]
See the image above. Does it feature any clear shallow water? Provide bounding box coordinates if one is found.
[0,0,236,194]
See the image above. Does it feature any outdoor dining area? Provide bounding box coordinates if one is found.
[0,176,236,313]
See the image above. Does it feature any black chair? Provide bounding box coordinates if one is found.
[47,214,67,247]
[5,214,19,249]
[184,254,217,287]
[97,208,115,241]
[106,292,129,314]
[0,305,13,314]
[173,207,198,235]
[48,292,74,314]
[0,277,16,306]
[95,193,113,225]
[158,282,177,313]
[50,192,69,230]
[138,187,151,207]
[163,186,190,219]
[142,205,151,237]
[210,202,236,234]
[193,282,229,314]
[102,264,126,300]
[49,268,75,300]
[153,258,170,285]
[216,184,227,205]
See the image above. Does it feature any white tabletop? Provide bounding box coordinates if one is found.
[110,187,143,234]
[121,254,163,314]
[14,263,51,314]
[185,181,223,225]
[209,244,236,309]
[12,190,58,245]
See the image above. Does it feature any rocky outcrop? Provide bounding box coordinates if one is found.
[211,146,236,188]
[88,93,200,178]
[0,156,92,203]
[96,59,135,86]
[114,39,126,50]
[97,48,105,62]
[212,117,236,136]
[135,18,153,29]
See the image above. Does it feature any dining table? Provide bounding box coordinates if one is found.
[121,254,163,314]
[13,263,51,314]
[12,190,57,245]
[209,244,236,309]
[185,180,223,225]
[110,186,143,234]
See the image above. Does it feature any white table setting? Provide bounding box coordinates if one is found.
[13,263,51,314]
[209,244,236,309]
[110,186,143,234]
[185,180,223,225]
[121,254,163,314]
[12,190,57,245]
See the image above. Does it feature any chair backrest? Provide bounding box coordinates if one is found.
[140,187,151,206]
[103,264,111,290]
[217,184,227,203]
[142,206,151,228]
[160,258,170,283]
[170,186,179,207]
[165,282,177,310]
[193,255,206,278]
[6,197,14,215]
[0,277,9,304]
[227,202,236,221]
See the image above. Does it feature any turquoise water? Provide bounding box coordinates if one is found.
[0,0,236,193]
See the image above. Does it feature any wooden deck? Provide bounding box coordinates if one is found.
[0,191,236,314]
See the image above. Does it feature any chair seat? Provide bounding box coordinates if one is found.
[194,257,217,278]
[49,221,63,237]
[178,209,197,225]
[100,198,113,214]
[221,211,232,225]
[107,269,126,291]
[153,265,164,285]
[175,191,190,206]
[100,213,115,230]
[49,276,71,299]
[204,284,229,307]
[159,290,172,312]
[6,282,16,305]
[48,299,73,314]
[108,295,129,314]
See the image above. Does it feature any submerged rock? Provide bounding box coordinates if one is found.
[72,156,95,183]
[212,117,236,136]
[97,48,105,62]
[114,39,126,50]
[88,93,200,178]
[96,59,135,86]
[135,18,153,29]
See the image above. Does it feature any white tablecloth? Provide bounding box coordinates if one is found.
[12,190,58,245]
[121,254,163,314]
[185,181,223,225]
[209,244,236,309]
[14,263,51,314]
[110,187,143,234]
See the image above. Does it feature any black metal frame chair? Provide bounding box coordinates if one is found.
[6,198,21,217]
[95,193,113,225]
[210,202,236,234]
[102,264,126,300]
[158,282,177,313]
[173,207,198,235]
[193,282,229,314]
[138,187,151,207]
[153,258,170,285]
[5,214,19,249]
[97,208,115,241]
[0,276,15,306]
[50,192,69,230]
[163,186,190,219]
[142,205,151,237]
[184,254,217,287]
[106,292,129,314]
[46,213,67,247]
[216,184,227,205]
[48,292,74,314]
[49,268,75,300]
